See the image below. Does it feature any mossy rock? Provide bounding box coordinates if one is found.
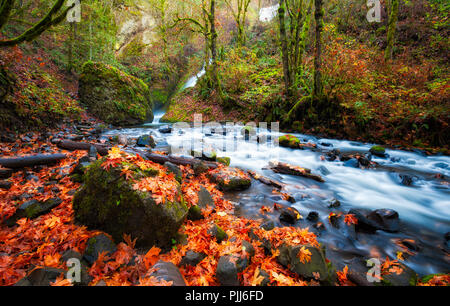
[277,244,336,284]
[6,198,62,226]
[208,168,251,192]
[380,263,418,286]
[241,126,256,139]
[78,61,153,126]
[208,224,228,243]
[369,145,386,157]
[217,157,231,166]
[187,205,204,221]
[72,159,188,248]
[278,135,300,149]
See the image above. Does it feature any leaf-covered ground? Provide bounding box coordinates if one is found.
[1,127,449,286]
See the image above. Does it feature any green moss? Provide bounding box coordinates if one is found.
[79,61,153,126]
[214,225,227,243]
[279,135,300,149]
[187,205,204,221]
[217,157,231,166]
[370,145,386,155]
[73,158,187,247]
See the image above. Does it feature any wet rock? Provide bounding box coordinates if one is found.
[15,267,66,286]
[434,163,448,169]
[187,205,204,221]
[261,220,275,231]
[151,261,186,286]
[307,211,319,222]
[346,257,375,286]
[159,125,172,134]
[358,155,371,167]
[83,234,117,265]
[197,186,215,209]
[399,174,414,186]
[137,134,156,148]
[193,161,210,176]
[241,126,256,141]
[164,162,182,183]
[279,206,301,224]
[208,224,228,243]
[382,263,417,286]
[180,251,207,267]
[208,168,251,191]
[369,146,387,158]
[6,198,62,226]
[318,166,331,176]
[325,149,340,161]
[344,158,359,168]
[73,159,188,248]
[313,222,325,231]
[400,239,421,252]
[278,135,300,149]
[328,213,341,228]
[277,244,336,283]
[367,209,400,232]
[216,256,240,286]
[348,209,389,233]
[216,156,231,166]
[320,142,333,147]
[202,148,217,161]
[328,198,341,208]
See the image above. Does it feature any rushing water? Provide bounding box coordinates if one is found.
[104,122,450,276]
[101,3,449,277]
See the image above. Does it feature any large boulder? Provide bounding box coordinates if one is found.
[277,244,336,284]
[72,159,188,248]
[78,61,153,126]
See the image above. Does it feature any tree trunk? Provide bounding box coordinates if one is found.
[0,154,67,169]
[144,152,219,169]
[57,140,110,156]
[269,161,325,182]
[385,0,398,61]
[313,0,324,98]
[278,0,292,96]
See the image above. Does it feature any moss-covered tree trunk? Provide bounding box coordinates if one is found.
[208,0,224,102]
[0,0,74,47]
[278,0,292,97]
[225,0,251,46]
[313,0,324,99]
[385,0,399,61]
